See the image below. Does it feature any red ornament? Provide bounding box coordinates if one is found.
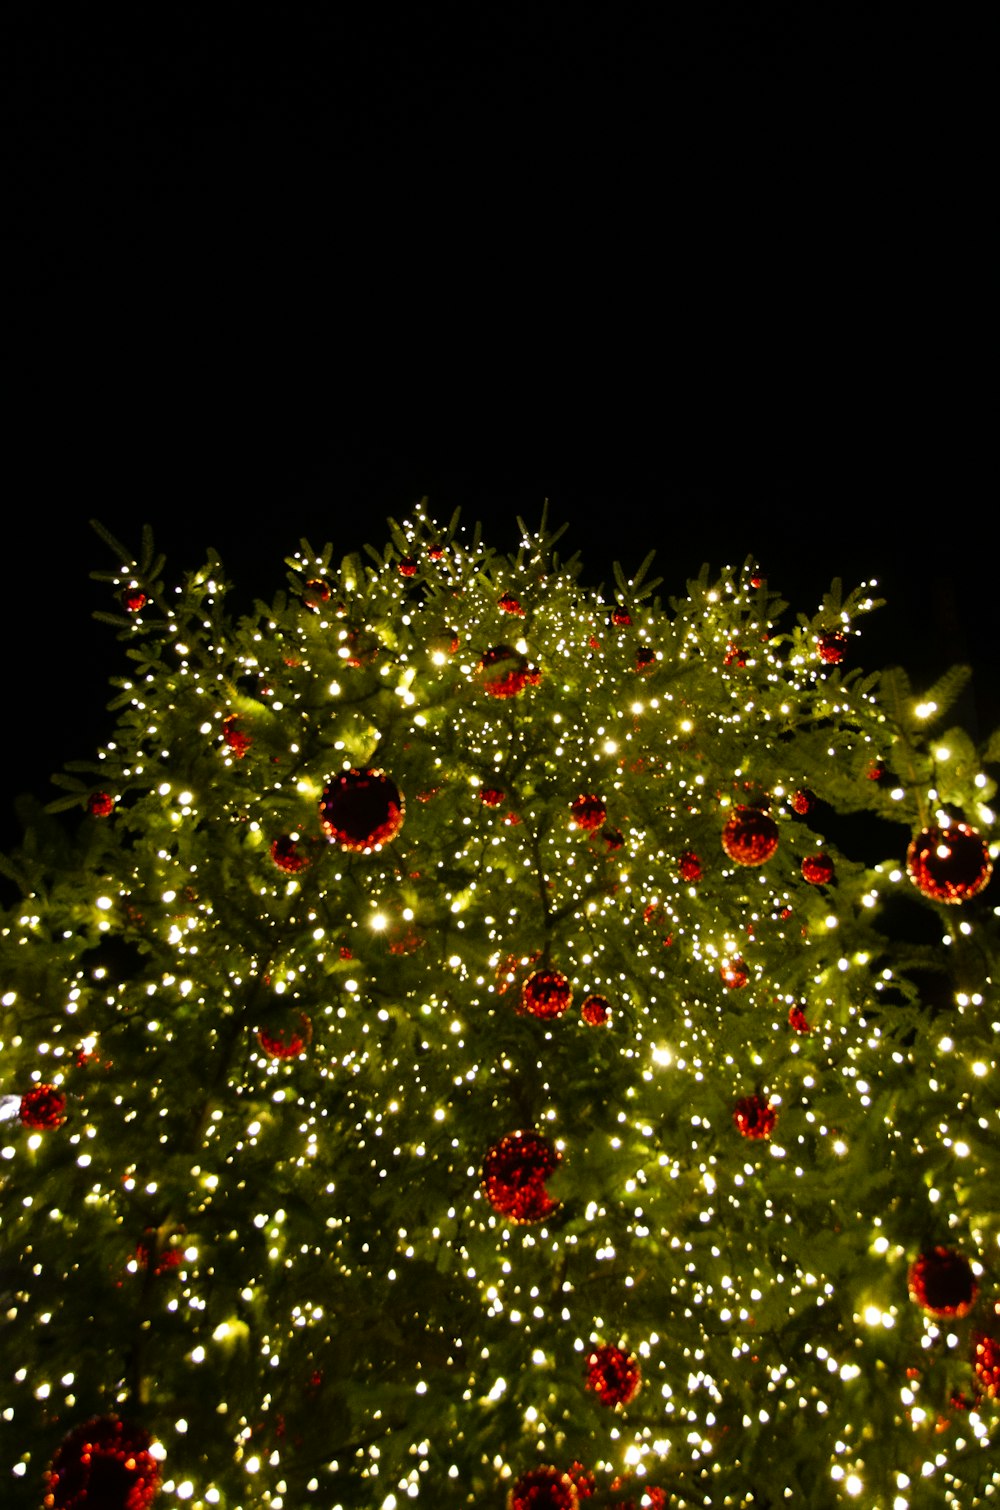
[791,789,815,815]
[906,824,992,904]
[733,1095,778,1139]
[481,1130,560,1224]
[44,1416,160,1510]
[87,792,115,818]
[521,970,573,1019]
[20,1083,66,1129]
[721,807,779,866]
[724,643,747,668]
[584,1344,642,1407]
[678,850,702,882]
[570,795,607,833]
[121,587,147,614]
[257,1012,312,1059]
[319,768,404,851]
[635,647,655,673]
[611,607,632,627]
[269,835,312,873]
[604,828,624,851]
[749,573,764,588]
[908,1247,978,1317]
[788,1004,811,1034]
[817,631,847,664]
[720,957,749,990]
[303,578,331,608]
[581,994,611,1026]
[398,556,418,577]
[480,788,506,808]
[498,591,525,615]
[222,716,252,758]
[508,1466,579,1510]
[428,628,460,656]
[801,853,835,885]
[427,545,445,561]
[973,1334,1000,1398]
[479,646,533,698]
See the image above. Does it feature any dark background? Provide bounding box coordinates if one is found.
[3,6,992,853]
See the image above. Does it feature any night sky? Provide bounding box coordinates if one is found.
[4,8,991,854]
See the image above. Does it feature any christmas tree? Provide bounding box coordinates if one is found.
[2,504,999,1510]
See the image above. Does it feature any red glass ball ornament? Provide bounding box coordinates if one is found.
[906,824,992,904]
[398,556,418,577]
[733,1095,778,1139]
[257,1012,312,1060]
[581,994,611,1026]
[521,970,573,1019]
[678,850,702,882]
[604,828,624,851]
[269,835,312,873]
[20,1083,67,1129]
[584,1344,642,1407]
[802,853,835,885]
[791,789,815,815]
[817,631,847,664]
[508,1466,579,1510]
[319,768,404,851]
[303,578,331,608]
[481,1130,560,1224]
[570,795,607,833]
[427,545,445,561]
[479,788,506,808]
[721,807,779,866]
[611,607,632,627]
[44,1415,160,1510]
[479,645,532,698]
[908,1247,978,1317]
[788,1004,811,1034]
[121,587,147,614]
[973,1333,1000,1398]
[87,792,115,818]
[635,646,656,673]
[724,643,747,668]
[498,591,525,615]
[720,957,749,990]
[222,717,252,757]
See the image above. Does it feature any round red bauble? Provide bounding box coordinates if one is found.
[479,646,533,698]
[678,850,702,882]
[319,768,404,851]
[121,587,147,614]
[44,1416,160,1510]
[521,970,573,1019]
[498,591,525,615]
[611,607,632,627]
[570,795,607,833]
[398,556,418,577]
[802,853,835,885]
[908,1247,978,1317]
[87,792,115,818]
[584,1344,642,1407]
[257,1013,312,1060]
[480,788,506,808]
[508,1466,578,1510]
[20,1083,66,1129]
[720,957,749,990]
[817,631,847,664]
[580,995,611,1026]
[222,717,252,758]
[635,647,655,673]
[973,1334,1000,1398]
[733,1095,778,1139]
[481,1130,560,1224]
[721,808,779,866]
[788,1004,811,1034]
[303,578,331,608]
[906,824,992,904]
[269,835,312,873]
[604,828,624,851]
[791,789,815,815]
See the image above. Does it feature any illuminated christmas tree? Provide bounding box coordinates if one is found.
[2,505,999,1509]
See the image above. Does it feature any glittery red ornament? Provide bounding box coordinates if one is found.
[121,587,147,614]
[611,607,632,627]
[570,795,607,833]
[481,1130,560,1223]
[480,788,506,808]
[867,761,887,782]
[398,556,418,577]
[973,1333,1000,1398]
[222,717,252,757]
[257,1013,312,1059]
[303,578,331,608]
[20,1083,66,1129]
[733,1095,778,1139]
[498,592,525,615]
[269,835,312,873]
[521,970,573,1019]
[479,646,532,698]
[801,853,835,885]
[720,957,749,990]
[908,1247,978,1317]
[508,1466,579,1510]
[584,1344,641,1407]
[581,995,611,1026]
[44,1416,160,1510]
[724,644,747,668]
[635,647,655,673]
[721,808,779,866]
[87,792,115,818]
[791,789,815,815]
[319,768,404,850]
[678,850,702,882]
[906,824,992,904]
[788,1004,811,1034]
[604,828,624,851]
[427,545,445,561]
[817,631,847,664]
